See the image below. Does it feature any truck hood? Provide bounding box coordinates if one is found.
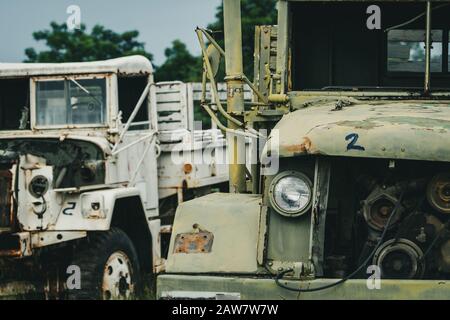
[265,100,450,162]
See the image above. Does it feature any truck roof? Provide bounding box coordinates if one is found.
[0,55,153,78]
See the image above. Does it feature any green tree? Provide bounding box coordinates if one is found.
[207,0,277,79]
[154,40,202,82]
[25,22,153,63]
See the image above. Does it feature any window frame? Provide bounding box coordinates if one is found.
[30,74,112,130]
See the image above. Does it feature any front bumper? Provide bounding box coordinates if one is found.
[0,231,86,258]
[157,274,450,300]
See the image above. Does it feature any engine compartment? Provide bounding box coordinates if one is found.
[0,138,105,190]
[0,138,106,233]
[324,157,450,280]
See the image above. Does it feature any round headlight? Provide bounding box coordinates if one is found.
[269,171,313,217]
[30,175,49,198]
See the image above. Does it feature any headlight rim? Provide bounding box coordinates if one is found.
[268,170,313,217]
[29,175,49,198]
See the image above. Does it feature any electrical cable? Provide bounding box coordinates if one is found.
[275,192,405,292]
[385,3,450,32]
[36,195,47,217]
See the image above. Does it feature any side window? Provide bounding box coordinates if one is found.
[387,30,443,73]
[0,78,30,131]
[118,76,150,131]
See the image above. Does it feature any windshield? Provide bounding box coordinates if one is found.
[36,78,106,127]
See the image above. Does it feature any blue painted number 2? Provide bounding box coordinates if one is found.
[345,133,365,151]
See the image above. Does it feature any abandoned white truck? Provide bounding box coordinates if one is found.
[0,56,232,299]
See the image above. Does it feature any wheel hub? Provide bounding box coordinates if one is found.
[102,251,134,300]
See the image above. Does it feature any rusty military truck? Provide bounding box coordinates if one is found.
[157,0,450,299]
[0,56,233,299]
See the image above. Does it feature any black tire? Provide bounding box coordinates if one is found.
[67,228,141,300]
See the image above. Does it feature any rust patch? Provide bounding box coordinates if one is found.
[0,233,30,258]
[0,249,22,258]
[173,231,214,254]
[285,137,313,154]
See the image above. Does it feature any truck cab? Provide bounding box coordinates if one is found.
[158,0,450,300]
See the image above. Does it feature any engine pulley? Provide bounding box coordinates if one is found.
[373,238,425,279]
[363,190,403,231]
[427,173,450,215]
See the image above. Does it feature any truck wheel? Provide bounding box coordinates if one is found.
[68,228,141,300]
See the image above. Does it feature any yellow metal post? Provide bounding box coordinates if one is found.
[224,0,246,193]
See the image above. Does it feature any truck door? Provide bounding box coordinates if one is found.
[117,75,159,212]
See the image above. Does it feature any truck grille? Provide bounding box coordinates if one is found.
[0,170,13,231]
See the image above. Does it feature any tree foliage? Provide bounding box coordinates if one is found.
[25,22,153,63]
[154,40,202,82]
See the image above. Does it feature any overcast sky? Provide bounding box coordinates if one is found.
[0,0,222,65]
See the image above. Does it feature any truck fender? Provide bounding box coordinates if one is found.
[55,187,155,272]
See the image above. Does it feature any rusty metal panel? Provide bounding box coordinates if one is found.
[173,231,214,254]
